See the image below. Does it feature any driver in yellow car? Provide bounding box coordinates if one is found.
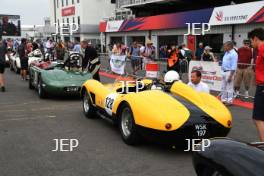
[188,70,210,93]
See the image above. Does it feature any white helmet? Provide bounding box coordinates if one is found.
[164,71,180,84]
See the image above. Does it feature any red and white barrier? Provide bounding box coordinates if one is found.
[145,62,159,78]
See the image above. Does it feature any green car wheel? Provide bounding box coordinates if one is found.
[38,78,47,99]
[28,72,34,90]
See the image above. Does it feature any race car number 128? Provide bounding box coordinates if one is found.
[105,93,118,116]
[106,97,114,109]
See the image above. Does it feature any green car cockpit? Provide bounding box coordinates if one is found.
[64,52,83,72]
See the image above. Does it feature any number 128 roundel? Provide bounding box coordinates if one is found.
[80,79,232,146]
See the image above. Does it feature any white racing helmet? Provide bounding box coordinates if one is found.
[164,71,180,84]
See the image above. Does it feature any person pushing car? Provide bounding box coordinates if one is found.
[81,40,101,81]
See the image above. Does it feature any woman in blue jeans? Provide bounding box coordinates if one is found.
[129,41,141,75]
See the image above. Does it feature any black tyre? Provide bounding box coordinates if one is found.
[83,91,96,118]
[37,77,47,98]
[198,167,224,176]
[119,103,140,145]
[28,71,34,90]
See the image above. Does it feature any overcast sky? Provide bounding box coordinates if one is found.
[0,0,50,26]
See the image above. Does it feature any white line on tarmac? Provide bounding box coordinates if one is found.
[0,109,25,113]
[0,104,78,113]
[0,101,41,108]
[0,115,56,123]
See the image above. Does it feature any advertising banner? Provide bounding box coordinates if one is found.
[209,1,264,25]
[100,8,213,32]
[110,55,127,75]
[62,6,75,16]
[0,15,21,37]
[189,61,222,91]
[99,1,264,33]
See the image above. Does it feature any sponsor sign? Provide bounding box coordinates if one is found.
[189,61,222,91]
[62,6,75,16]
[99,1,264,33]
[100,8,213,32]
[209,1,264,25]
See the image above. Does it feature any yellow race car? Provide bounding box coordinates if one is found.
[81,79,232,145]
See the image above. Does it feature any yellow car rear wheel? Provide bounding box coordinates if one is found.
[119,103,140,145]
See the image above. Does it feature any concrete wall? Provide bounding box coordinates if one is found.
[49,0,115,41]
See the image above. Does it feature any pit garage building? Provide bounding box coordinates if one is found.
[100,1,264,57]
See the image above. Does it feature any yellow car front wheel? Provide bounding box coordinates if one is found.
[83,91,96,118]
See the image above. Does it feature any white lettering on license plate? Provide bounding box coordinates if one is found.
[195,124,207,137]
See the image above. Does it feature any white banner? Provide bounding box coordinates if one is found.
[209,1,264,26]
[110,55,126,75]
[189,61,222,91]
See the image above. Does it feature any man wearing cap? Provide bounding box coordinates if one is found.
[141,39,155,67]
[81,40,101,81]
[221,41,238,104]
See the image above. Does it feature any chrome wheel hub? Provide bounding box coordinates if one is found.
[83,93,90,113]
[38,82,41,95]
[121,108,132,137]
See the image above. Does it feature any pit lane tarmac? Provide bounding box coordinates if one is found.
[0,70,258,176]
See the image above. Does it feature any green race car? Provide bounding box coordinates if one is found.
[28,53,92,98]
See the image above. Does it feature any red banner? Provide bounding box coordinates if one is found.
[99,22,107,33]
[62,6,75,17]
[187,35,196,52]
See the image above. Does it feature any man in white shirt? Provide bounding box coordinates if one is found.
[221,41,238,104]
[188,70,210,93]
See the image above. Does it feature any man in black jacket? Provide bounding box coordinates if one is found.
[18,38,28,80]
[0,40,6,92]
[81,40,101,81]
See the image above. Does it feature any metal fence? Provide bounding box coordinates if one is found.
[98,53,189,81]
[99,53,256,100]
